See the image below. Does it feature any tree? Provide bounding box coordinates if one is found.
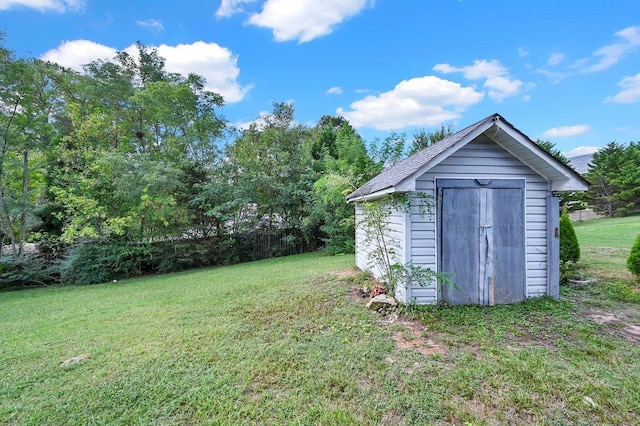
[535,139,586,211]
[0,39,61,257]
[370,131,407,168]
[222,102,315,239]
[408,123,454,155]
[535,139,569,166]
[308,117,376,253]
[47,42,228,242]
[583,142,640,217]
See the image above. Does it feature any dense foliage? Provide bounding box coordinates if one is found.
[560,207,580,264]
[583,141,640,217]
[1,36,440,287]
[627,235,640,278]
[1,33,637,288]
[559,207,580,283]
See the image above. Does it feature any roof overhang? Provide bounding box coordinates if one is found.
[347,113,589,203]
[489,117,589,191]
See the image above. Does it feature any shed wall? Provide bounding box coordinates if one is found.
[355,201,408,302]
[410,135,550,304]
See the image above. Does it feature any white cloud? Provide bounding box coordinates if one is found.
[216,0,258,18]
[136,19,164,32]
[547,52,565,66]
[326,86,343,95]
[41,40,252,103]
[433,59,523,101]
[0,0,84,12]
[234,111,270,130]
[518,46,530,57]
[247,0,371,43]
[156,42,252,103]
[534,68,571,83]
[542,125,591,138]
[567,146,600,157]
[605,72,640,103]
[234,101,296,130]
[581,25,640,73]
[336,75,484,130]
[41,39,117,71]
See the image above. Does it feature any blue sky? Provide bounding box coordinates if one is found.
[1,0,639,156]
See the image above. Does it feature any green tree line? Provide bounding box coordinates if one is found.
[582,142,640,217]
[0,36,446,288]
[2,33,636,288]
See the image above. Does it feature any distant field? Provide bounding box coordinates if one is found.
[573,215,640,280]
[1,221,640,424]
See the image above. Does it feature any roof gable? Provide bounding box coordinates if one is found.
[347,113,589,201]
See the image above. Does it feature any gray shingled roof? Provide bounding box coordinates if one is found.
[346,114,496,201]
[568,153,595,175]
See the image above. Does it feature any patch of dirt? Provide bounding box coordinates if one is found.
[623,325,640,342]
[391,320,445,356]
[331,268,359,280]
[585,312,619,324]
[583,310,640,343]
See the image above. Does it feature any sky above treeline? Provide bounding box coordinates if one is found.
[1,0,639,156]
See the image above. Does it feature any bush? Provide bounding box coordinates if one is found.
[560,207,580,263]
[59,240,153,285]
[559,207,580,284]
[627,234,640,278]
[0,254,59,290]
[151,237,237,273]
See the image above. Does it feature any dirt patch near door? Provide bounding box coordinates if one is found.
[391,320,445,356]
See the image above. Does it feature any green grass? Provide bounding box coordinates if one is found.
[2,218,640,424]
[573,215,640,280]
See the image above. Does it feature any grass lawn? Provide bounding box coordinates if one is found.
[573,215,639,281]
[1,217,640,425]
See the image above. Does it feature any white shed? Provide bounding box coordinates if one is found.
[347,113,588,306]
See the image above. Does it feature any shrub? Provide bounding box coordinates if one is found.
[559,207,580,284]
[627,234,640,278]
[59,240,153,285]
[0,254,59,290]
[559,207,580,263]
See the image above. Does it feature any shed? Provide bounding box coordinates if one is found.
[347,113,588,305]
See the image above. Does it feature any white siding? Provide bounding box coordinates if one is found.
[354,201,408,303]
[410,135,550,304]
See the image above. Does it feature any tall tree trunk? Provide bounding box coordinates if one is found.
[19,148,29,256]
[0,163,18,258]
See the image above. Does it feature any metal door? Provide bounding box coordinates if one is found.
[438,179,526,305]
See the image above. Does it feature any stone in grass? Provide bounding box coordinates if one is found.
[60,353,92,368]
[366,294,397,309]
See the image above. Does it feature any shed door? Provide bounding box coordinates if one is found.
[438,179,526,305]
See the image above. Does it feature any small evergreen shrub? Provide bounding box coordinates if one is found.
[559,207,580,283]
[559,207,580,263]
[627,234,640,278]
